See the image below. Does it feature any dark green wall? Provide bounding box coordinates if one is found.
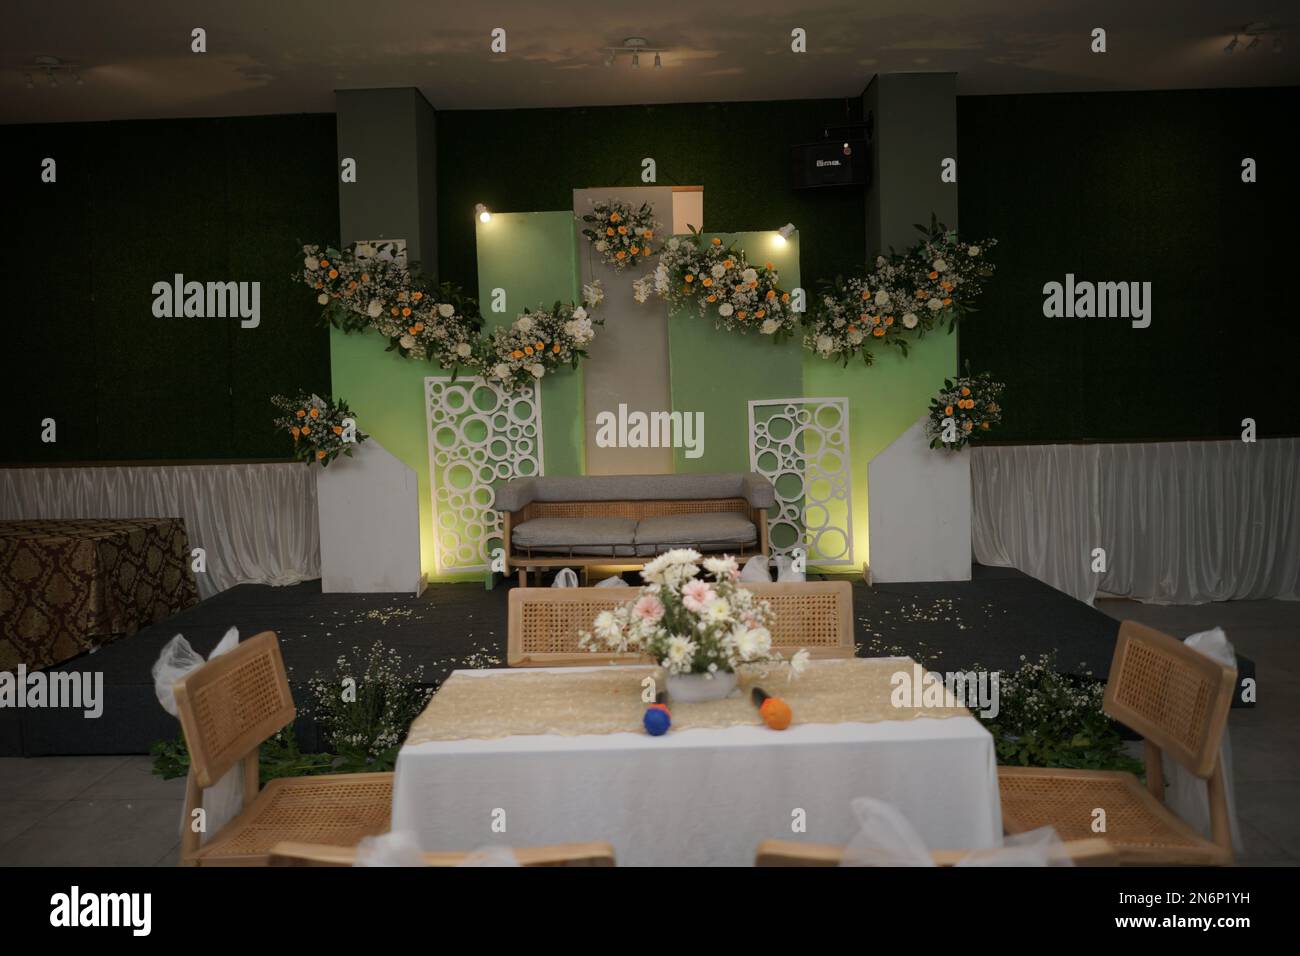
[435,99,867,292]
[957,86,1300,441]
[4,113,338,463]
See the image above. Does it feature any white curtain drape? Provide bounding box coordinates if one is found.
[0,464,320,598]
[972,438,1300,605]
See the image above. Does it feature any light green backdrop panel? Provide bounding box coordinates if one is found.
[669,231,803,475]
[802,328,958,570]
[474,211,584,479]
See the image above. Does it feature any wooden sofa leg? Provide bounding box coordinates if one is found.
[517,567,526,588]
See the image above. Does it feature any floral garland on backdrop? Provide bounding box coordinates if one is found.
[294,241,603,392]
[924,370,1005,450]
[632,229,797,340]
[580,199,659,270]
[807,217,997,365]
[271,392,369,466]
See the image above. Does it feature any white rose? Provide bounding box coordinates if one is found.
[967,246,981,257]
[718,303,734,317]
[761,319,779,335]
[934,258,948,272]
[741,268,757,283]
[455,342,472,358]
[668,238,680,249]
[367,299,383,318]
[572,306,586,321]
[438,302,455,318]
[399,334,416,349]
[927,297,943,311]
[317,293,330,305]
[875,256,886,267]
[530,364,545,379]
[903,312,919,329]
[515,315,534,333]
[711,264,726,279]
[595,240,607,252]
[304,256,319,271]
[816,334,835,354]
[874,289,890,307]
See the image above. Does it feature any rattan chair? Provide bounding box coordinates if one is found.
[507,580,855,666]
[754,837,1118,867]
[267,840,616,867]
[172,631,393,866]
[999,620,1238,865]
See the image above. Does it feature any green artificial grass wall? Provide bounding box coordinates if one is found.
[956,87,1300,441]
[4,114,338,463]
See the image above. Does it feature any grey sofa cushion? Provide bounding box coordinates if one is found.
[493,472,775,511]
[511,517,638,556]
[634,513,758,550]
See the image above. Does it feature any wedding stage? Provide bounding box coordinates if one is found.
[4,564,1145,757]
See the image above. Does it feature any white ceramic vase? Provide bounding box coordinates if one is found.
[666,670,738,703]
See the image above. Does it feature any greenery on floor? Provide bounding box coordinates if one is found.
[151,640,434,785]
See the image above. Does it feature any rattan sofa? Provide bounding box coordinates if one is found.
[493,473,774,586]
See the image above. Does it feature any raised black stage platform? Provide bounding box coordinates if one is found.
[2,565,1157,756]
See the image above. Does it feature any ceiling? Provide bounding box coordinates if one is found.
[4,0,1298,124]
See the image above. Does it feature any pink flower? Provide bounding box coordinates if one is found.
[681,579,717,613]
[634,595,665,623]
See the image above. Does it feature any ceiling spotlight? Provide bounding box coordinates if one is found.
[654,52,662,69]
[475,203,491,223]
[774,223,797,245]
[1224,35,1239,54]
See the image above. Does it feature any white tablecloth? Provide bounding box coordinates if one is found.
[392,664,1003,866]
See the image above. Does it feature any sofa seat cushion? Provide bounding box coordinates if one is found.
[512,517,639,556]
[634,513,758,552]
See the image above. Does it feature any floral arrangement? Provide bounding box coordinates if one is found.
[924,370,1004,450]
[580,199,659,271]
[578,549,810,678]
[272,392,368,466]
[634,230,796,339]
[806,217,997,365]
[296,242,604,392]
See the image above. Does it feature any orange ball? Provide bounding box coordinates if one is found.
[760,697,792,731]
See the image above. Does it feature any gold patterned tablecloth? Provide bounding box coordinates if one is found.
[0,518,200,672]
[406,658,968,744]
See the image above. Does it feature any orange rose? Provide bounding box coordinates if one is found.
[316,450,327,460]
[412,291,423,301]
[401,307,412,317]
[606,227,614,236]
[535,341,544,350]
[511,349,523,359]
[617,226,627,235]
[319,260,329,268]
[736,311,746,319]
[873,327,885,337]
[961,387,971,396]
[723,259,734,269]
[360,273,370,282]
[702,277,713,287]
[781,293,790,303]
[328,269,338,279]
[390,307,399,316]
[609,212,621,223]
[711,237,722,246]
[766,290,776,299]
[291,426,301,438]
[332,425,343,435]
[944,405,954,416]
[309,408,319,418]
[707,294,717,302]
[755,309,765,318]
[295,409,306,418]
[300,426,310,435]
[943,297,952,305]
[552,343,561,353]
[685,274,695,283]
[644,230,653,238]
[615,251,626,260]
[524,346,534,356]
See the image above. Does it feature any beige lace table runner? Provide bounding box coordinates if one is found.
[405,658,969,744]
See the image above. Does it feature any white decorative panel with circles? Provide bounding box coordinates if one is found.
[747,397,854,567]
[425,376,544,573]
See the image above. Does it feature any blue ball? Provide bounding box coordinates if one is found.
[643,707,672,736]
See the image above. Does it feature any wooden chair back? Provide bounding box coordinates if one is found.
[754,837,1118,867]
[507,580,855,666]
[268,840,616,867]
[1103,621,1237,778]
[172,630,296,788]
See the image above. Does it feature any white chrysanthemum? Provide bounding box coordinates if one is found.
[317,293,330,305]
[455,342,472,358]
[874,289,890,307]
[367,299,383,318]
[530,364,545,378]
[665,636,695,671]
[399,334,416,349]
[816,334,835,355]
[761,319,779,335]
[718,303,734,317]
[703,597,732,624]
[903,312,919,329]
[967,246,980,257]
[741,267,757,283]
[927,297,943,311]
[515,315,534,333]
[304,256,319,271]
[593,610,620,641]
[438,302,455,318]
[711,264,726,279]
[595,240,607,252]
[934,258,948,272]
[492,363,510,379]
[702,556,737,578]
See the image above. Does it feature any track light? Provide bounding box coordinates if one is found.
[774,223,797,246]
[475,203,491,223]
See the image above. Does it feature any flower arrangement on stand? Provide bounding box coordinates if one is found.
[805,217,997,365]
[271,392,369,466]
[633,230,796,340]
[578,549,810,702]
[484,297,600,391]
[924,370,1005,450]
[580,199,659,270]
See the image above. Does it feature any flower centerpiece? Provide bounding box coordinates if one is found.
[580,199,659,270]
[924,371,1005,450]
[484,281,603,392]
[578,549,809,702]
[271,392,368,466]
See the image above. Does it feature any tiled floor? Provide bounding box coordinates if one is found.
[1,598,1295,866]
